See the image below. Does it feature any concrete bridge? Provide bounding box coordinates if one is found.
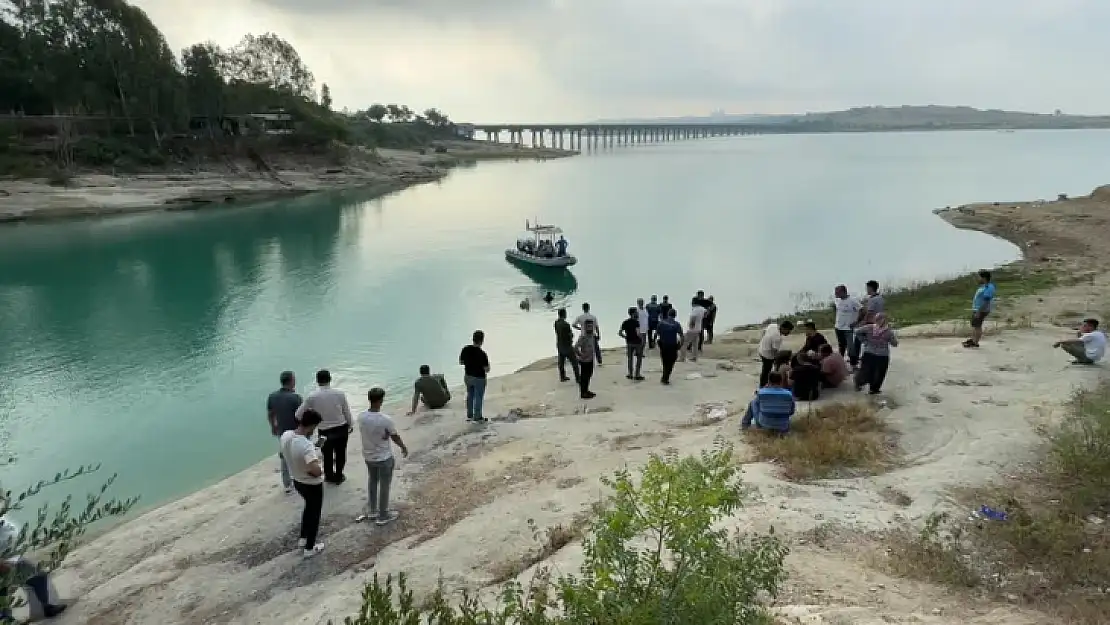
[458,122,779,150]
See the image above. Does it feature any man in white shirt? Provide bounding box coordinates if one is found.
[1054,317,1107,364]
[681,301,707,362]
[357,387,409,526]
[1,516,68,620]
[295,369,354,484]
[758,320,795,386]
[281,409,326,557]
[573,302,602,365]
[832,285,861,359]
[636,298,650,348]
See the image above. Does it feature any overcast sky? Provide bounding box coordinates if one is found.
[137,0,1109,123]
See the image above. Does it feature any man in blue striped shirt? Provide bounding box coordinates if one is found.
[741,372,796,433]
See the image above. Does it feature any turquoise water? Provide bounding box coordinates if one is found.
[2,129,1109,517]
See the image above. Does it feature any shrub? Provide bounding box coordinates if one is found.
[339,440,787,625]
[1,465,137,615]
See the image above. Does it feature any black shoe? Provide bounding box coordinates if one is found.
[334,474,346,484]
[626,374,633,380]
[560,376,571,382]
[44,604,67,619]
[661,378,670,385]
[634,375,645,381]
[581,391,596,399]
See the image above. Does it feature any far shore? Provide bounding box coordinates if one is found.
[0,140,576,225]
[17,184,1110,624]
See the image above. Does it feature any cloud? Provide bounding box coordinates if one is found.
[135,0,1110,121]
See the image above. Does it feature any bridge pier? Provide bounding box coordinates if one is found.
[464,122,769,152]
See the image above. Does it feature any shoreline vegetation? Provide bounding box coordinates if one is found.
[0,0,575,224]
[11,185,1110,623]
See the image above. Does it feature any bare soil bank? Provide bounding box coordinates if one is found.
[0,141,575,224]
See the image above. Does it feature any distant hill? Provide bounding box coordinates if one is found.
[600,106,1110,131]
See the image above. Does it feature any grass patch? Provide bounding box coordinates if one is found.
[882,382,1110,623]
[744,402,898,481]
[487,511,597,583]
[771,265,1058,329]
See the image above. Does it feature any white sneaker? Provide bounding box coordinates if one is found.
[298,537,306,547]
[374,511,400,526]
[302,542,324,558]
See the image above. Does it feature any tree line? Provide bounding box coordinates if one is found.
[0,0,456,157]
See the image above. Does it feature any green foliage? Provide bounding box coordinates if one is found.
[339,440,787,625]
[0,464,138,614]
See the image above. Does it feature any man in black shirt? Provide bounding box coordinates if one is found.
[267,370,303,493]
[619,306,645,381]
[659,295,673,321]
[645,295,661,348]
[459,330,490,422]
[799,321,829,357]
[554,308,580,383]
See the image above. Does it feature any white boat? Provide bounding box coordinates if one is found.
[505,220,577,268]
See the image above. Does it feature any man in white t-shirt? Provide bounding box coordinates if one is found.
[573,302,602,365]
[681,301,707,362]
[357,387,409,526]
[758,320,795,386]
[280,409,326,557]
[832,284,861,359]
[1054,317,1107,364]
[636,298,650,348]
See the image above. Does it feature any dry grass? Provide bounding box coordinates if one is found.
[744,402,898,481]
[487,508,598,583]
[882,382,1110,624]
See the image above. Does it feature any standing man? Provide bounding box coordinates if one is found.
[964,270,996,349]
[681,298,707,362]
[619,307,645,381]
[267,370,303,494]
[357,387,409,526]
[575,320,598,399]
[645,295,662,348]
[459,330,490,422]
[281,408,326,557]
[554,308,580,383]
[832,285,860,358]
[851,281,884,369]
[636,298,650,352]
[573,302,602,365]
[295,370,353,485]
[702,295,718,346]
[758,320,794,387]
[407,365,451,415]
[659,295,673,325]
[656,308,683,384]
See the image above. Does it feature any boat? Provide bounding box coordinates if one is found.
[505,220,577,268]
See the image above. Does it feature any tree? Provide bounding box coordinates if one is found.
[320,83,332,111]
[385,104,403,123]
[224,32,315,99]
[341,441,788,624]
[366,104,387,123]
[181,42,227,132]
[423,108,450,128]
[1,465,137,616]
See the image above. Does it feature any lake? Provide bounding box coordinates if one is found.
[3,129,1109,517]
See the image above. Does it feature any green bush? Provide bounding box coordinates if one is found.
[340,440,787,625]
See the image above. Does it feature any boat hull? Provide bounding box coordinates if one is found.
[504,249,577,268]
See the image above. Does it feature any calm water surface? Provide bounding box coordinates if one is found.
[3,129,1109,517]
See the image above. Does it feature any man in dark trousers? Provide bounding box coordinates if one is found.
[295,369,353,485]
[655,309,684,384]
[280,408,326,557]
[267,370,303,494]
[554,308,580,383]
[459,330,491,422]
[645,295,662,348]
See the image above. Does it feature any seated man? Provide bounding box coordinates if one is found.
[790,351,821,401]
[1054,317,1107,364]
[817,344,850,388]
[800,320,829,355]
[1,516,68,622]
[408,365,451,414]
[741,372,796,434]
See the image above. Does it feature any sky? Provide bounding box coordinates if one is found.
[135,0,1110,123]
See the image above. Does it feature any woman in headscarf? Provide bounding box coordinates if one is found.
[853,313,898,394]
